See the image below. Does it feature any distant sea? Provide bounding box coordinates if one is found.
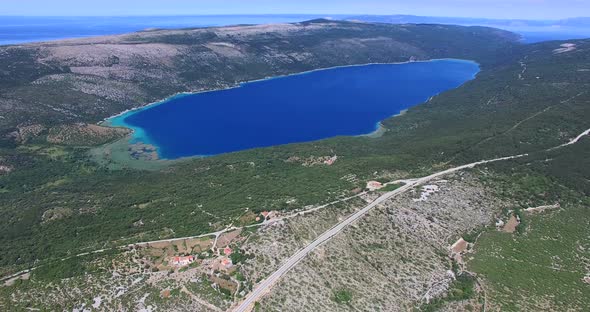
[0,15,332,45]
[107,60,480,159]
[515,29,590,43]
[2,15,589,46]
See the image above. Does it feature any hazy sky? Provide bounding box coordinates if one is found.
[1,0,587,19]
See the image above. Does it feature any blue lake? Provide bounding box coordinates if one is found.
[107,59,480,159]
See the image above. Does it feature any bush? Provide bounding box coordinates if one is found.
[32,258,89,282]
[333,289,353,304]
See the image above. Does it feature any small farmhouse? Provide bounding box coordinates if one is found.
[171,255,195,266]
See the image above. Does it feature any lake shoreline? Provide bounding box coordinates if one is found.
[101,58,477,126]
[98,58,479,163]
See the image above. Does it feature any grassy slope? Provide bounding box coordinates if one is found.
[469,205,589,311]
[466,137,590,311]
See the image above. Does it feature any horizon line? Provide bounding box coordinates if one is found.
[0,14,588,22]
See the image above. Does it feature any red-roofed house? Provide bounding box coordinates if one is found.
[171,255,195,266]
[223,247,233,256]
[220,257,233,269]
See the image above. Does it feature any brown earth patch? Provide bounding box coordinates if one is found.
[147,241,172,249]
[216,229,242,248]
[140,237,213,270]
[13,124,46,143]
[47,123,130,146]
[238,211,258,225]
[502,215,520,233]
[185,238,213,253]
[173,240,190,254]
[451,238,469,254]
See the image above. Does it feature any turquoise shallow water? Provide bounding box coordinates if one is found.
[107,59,480,159]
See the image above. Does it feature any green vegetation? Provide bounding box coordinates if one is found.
[185,274,230,307]
[230,248,254,265]
[32,258,89,281]
[468,205,590,311]
[232,270,246,282]
[417,274,477,312]
[27,249,116,283]
[462,228,484,244]
[467,139,590,311]
[169,287,181,297]
[513,207,526,234]
[333,289,353,304]
[219,287,232,298]
[378,183,403,192]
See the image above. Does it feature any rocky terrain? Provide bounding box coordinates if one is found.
[252,172,503,311]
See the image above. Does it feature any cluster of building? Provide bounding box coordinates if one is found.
[169,246,235,272]
[170,255,195,266]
